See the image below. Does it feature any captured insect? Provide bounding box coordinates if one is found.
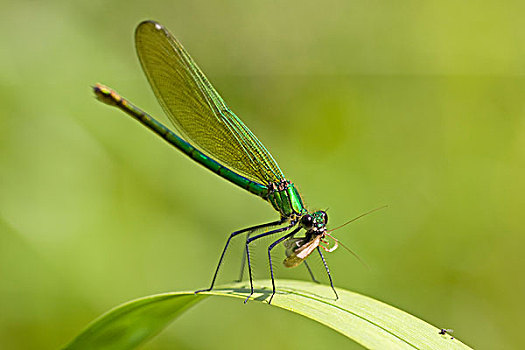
[94,20,374,303]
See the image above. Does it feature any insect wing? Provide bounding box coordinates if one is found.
[283,235,321,268]
[135,21,285,185]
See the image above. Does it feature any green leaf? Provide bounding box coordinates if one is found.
[63,280,472,350]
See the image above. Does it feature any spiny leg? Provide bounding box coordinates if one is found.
[195,219,284,294]
[237,231,251,282]
[266,227,301,304]
[240,222,305,282]
[303,260,320,284]
[317,246,338,300]
[237,225,263,282]
[238,218,287,281]
[244,221,298,303]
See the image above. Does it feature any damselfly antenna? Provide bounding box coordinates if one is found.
[328,205,388,233]
[324,205,387,268]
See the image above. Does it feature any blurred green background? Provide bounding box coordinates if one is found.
[1,0,524,349]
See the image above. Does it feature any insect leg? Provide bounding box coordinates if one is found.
[244,221,298,303]
[236,232,251,282]
[237,218,285,281]
[316,246,338,300]
[303,260,320,284]
[266,227,302,304]
[195,219,284,294]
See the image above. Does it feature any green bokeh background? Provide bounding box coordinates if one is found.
[1,1,524,349]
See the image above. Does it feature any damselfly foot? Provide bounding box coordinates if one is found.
[194,288,211,294]
[268,292,276,304]
[243,293,253,304]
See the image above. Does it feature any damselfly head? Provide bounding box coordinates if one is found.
[300,210,328,234]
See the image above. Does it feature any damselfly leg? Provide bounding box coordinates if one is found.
[266,228,301,303]
[317,246,338,299]
[195,219,285,294]
[244,221,298,303]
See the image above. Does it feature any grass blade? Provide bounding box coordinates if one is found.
[64,280,472,350]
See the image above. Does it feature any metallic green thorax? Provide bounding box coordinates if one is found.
[267,181,306,217]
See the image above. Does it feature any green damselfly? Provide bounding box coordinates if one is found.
[94,20,353,304]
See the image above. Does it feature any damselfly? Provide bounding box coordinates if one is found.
[94,20,363,303]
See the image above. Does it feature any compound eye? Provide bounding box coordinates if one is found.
[300,214,313,229]
[320,211,328,224]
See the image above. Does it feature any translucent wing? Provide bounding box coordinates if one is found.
[283,236,322,268]
[135,20,284,185]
